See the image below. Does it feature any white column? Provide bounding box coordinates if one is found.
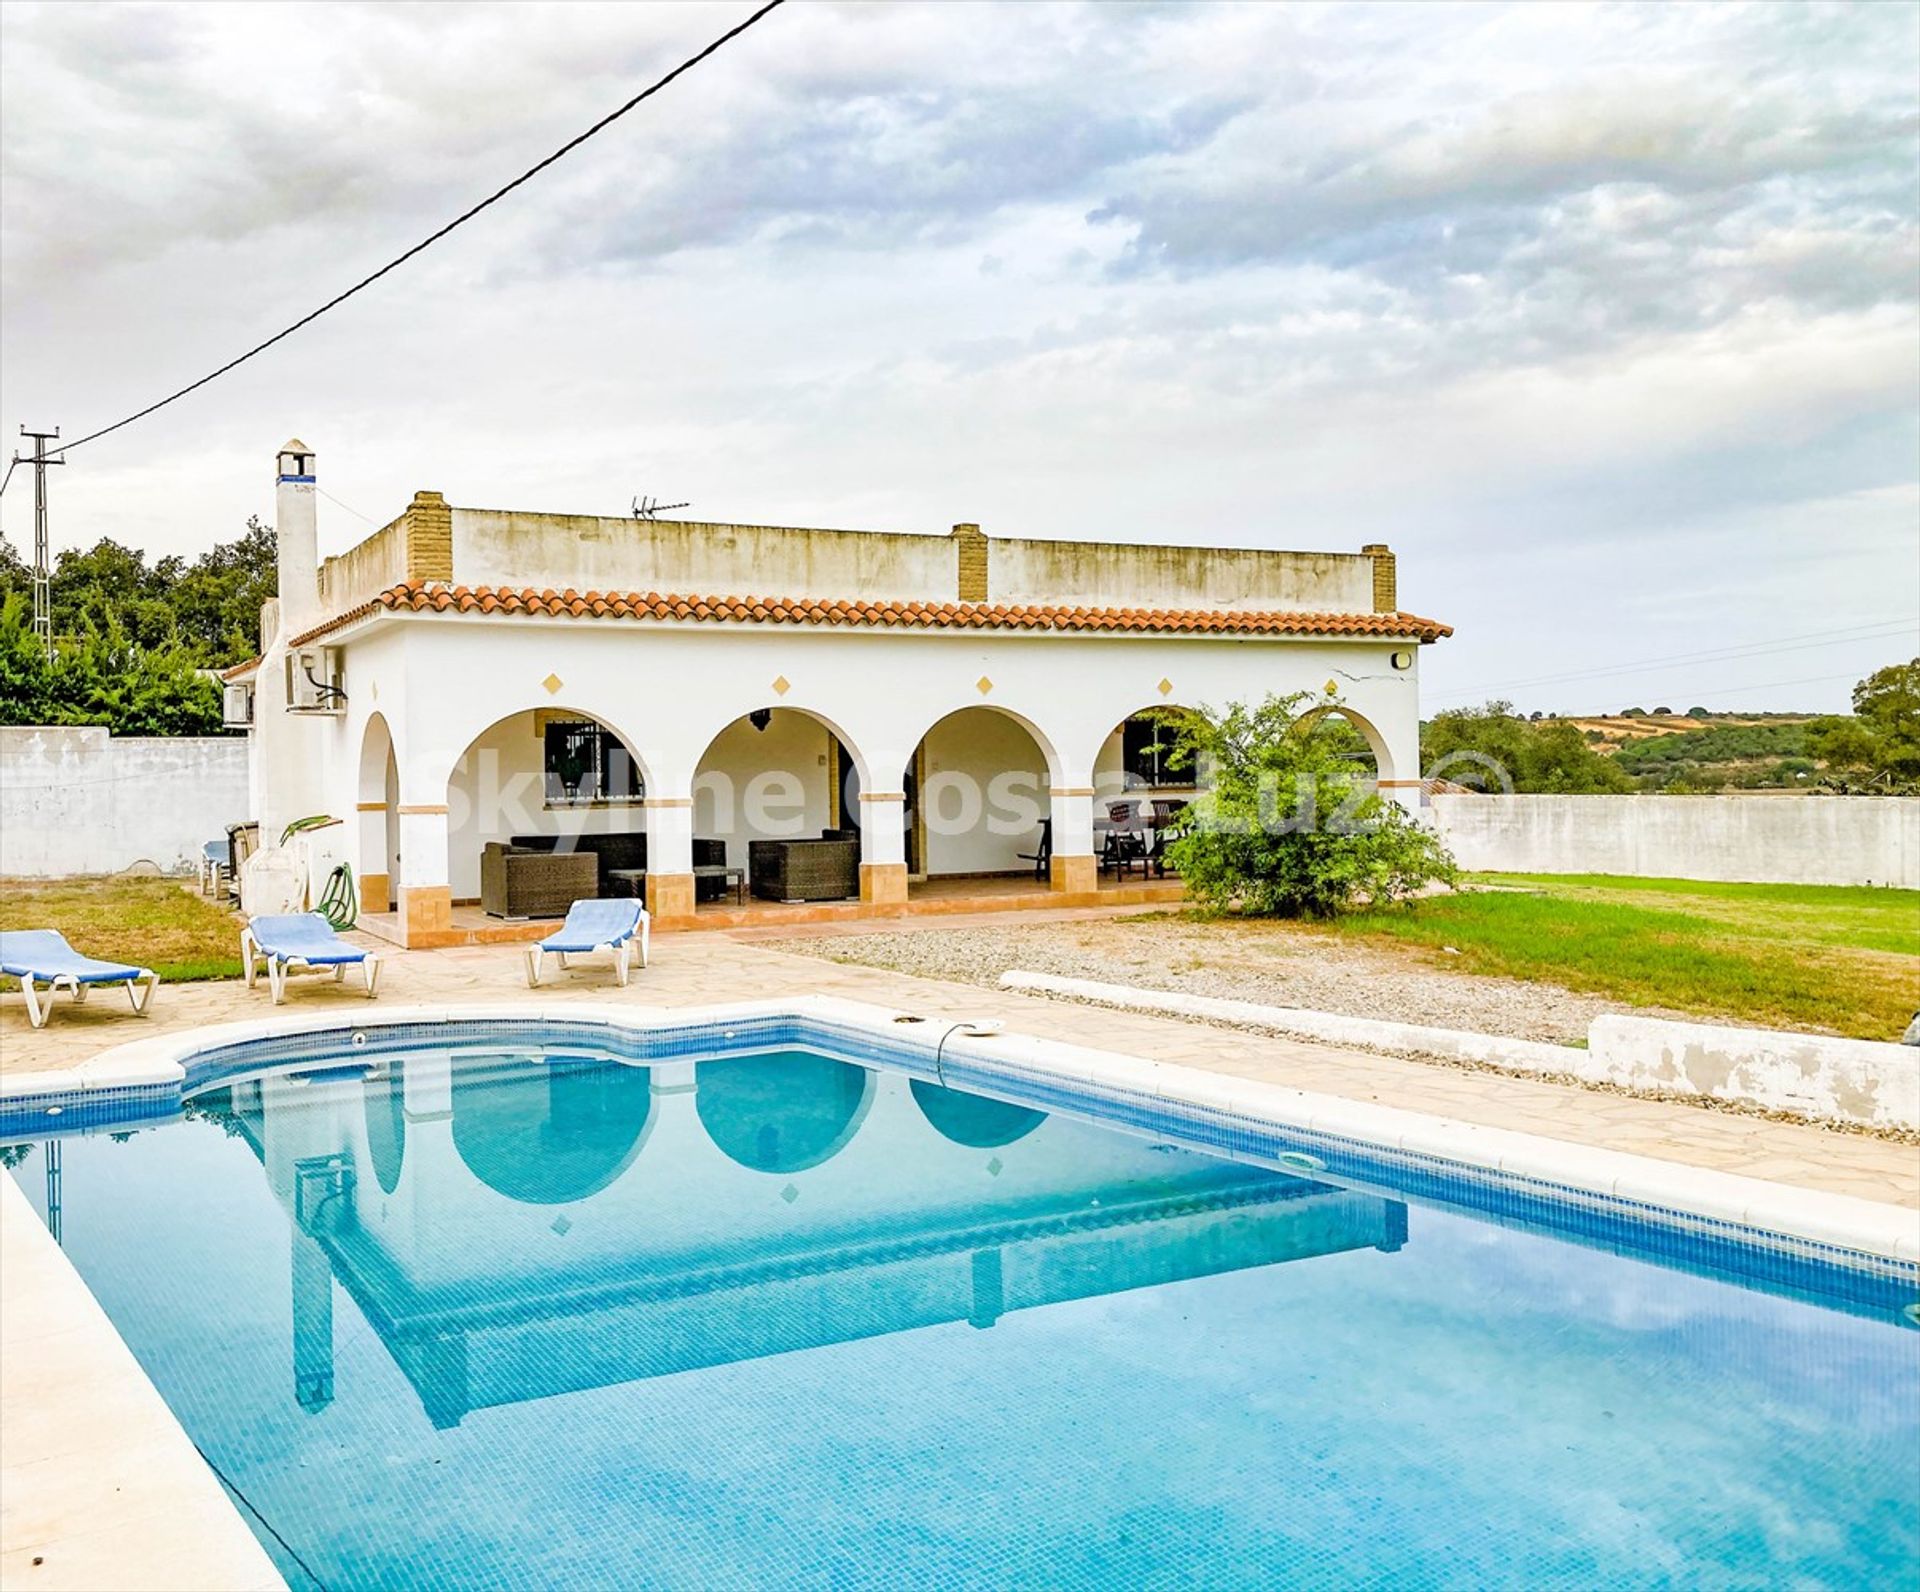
[1048,787,1097,892]
[857,790,908,905]
[395,804,450,943]
[644,795,695,919]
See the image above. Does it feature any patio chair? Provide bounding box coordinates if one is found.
[525,898,649,989]
[200,839,233,897]
[0,930,158,1030]
[1016,818,1053,883]
[242,912,382,1004]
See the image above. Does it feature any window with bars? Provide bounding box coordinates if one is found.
[1120,713,1190,787]
[543,720,642,805]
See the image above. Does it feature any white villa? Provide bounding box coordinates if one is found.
[228,441,1449,946]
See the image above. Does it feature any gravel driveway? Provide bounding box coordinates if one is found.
[768,916,1679,1046]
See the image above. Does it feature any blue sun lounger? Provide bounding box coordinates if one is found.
[525,898,649,989]
[0,930,158,1029]
[242,912,382,1004]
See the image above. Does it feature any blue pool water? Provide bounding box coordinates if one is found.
[6,1030,1918,1590]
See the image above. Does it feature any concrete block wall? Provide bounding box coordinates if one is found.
[1429,794,1920,888]
[0,726,249,878]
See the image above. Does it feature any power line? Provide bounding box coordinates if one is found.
[1547,668,1869,710]
[1431,617,1918,700]
[50,0,789,459]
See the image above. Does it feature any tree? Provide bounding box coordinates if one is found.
[171,516,277,664]
[1807,658,1920,786]
[1161,694,1457,918]
[1422,702,1634,793]
[0,591,220,735]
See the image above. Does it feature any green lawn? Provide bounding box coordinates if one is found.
[1315,873,1919,1040]
[0,876,244,981]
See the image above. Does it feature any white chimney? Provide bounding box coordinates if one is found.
[276,439,319,629]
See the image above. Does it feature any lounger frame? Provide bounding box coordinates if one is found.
[12,968,159,1030]
[240,928,382,1005]
[525,919,650,990]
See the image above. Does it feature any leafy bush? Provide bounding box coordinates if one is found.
[0,592,220,735]
[1162,694,1457,918]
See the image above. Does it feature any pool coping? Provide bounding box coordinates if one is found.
[0,1173,286,1592]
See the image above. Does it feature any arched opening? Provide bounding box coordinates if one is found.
[1296,704,1388,783]
[904,706,1058,899]
[692,707,866,906]
[696,1053,873,1173]
[356,713,400,913]
[1089,704,1204,883]
[910,1079,1046,1149]
[444,706,650,913]
[362,1061,405,1196]
[452,1056,653,1205]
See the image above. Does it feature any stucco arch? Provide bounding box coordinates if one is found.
[903,701,1066,789]
[358,710,397,800]
[355,712,401,910]
[431,702,658,802]
[696,1053,874,1174]
[1295,703,1394,782]
[688,701,875,793]
[451,1058,654,1205]
[1083,701,1206,796]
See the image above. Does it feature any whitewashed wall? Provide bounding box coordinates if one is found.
[1429,794,1920,888]
[0,726,250,878]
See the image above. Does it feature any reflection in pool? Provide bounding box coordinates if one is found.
[7,1040,1915,1592]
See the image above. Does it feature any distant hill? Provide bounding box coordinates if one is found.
[1545,713,1822,792]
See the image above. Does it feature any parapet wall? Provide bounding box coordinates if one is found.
[439,507,1383,612]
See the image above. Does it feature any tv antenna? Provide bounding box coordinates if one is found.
[632,495,691,521]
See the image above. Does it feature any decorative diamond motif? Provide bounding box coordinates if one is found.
[542,672,564,695]
[780,1183,800,1204]
[1324,678,1338,696]
[976,675,993,695]
[549,1215,572,1236]
[986,1156,1004,1177]
[771,675,791,696]
[1157,677,1173,697]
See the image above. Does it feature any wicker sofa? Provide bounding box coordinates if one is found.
[748,836,861,902]
[510,831,647,874]
[481,843,597,918]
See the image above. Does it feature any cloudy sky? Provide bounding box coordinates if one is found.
[2,0,1915,713]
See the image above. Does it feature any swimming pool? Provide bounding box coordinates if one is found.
[5,1011,1917,1589]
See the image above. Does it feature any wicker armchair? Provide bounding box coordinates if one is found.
[481,843,597,918]
[749,837,860,902]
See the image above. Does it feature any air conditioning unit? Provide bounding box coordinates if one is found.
[222,681,255,729]
[286,646,346,715]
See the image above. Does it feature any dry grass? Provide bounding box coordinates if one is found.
[0,875,243,981]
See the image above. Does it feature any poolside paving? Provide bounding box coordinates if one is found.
[2,919,1914,1211]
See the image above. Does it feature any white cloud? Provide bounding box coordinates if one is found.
[0,0,1913,713]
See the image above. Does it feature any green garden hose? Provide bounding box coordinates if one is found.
[316,862,358,931]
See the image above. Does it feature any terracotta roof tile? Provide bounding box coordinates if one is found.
[284,581,1452,650]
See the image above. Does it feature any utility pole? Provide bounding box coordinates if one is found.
[15,427,64,658]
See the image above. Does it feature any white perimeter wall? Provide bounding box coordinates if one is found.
[1429,794,1920,888]
[0,726,250,878]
